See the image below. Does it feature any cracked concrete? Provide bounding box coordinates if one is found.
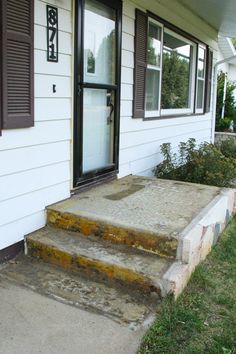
[0,256,157,327]
[0,275,146,354]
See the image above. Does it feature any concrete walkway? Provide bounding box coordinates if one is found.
[0,278,145,354]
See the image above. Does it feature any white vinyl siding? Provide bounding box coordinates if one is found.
[0,0,72,250]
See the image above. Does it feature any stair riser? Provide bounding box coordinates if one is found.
[47,209,178,259]
[27,239,162,296]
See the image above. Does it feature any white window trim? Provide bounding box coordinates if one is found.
[161,27,196,115]
[145,18,163,118]
[161,108,193,116]
[163,27,195,47]
[145,18,200,118]
[196,45,207,114]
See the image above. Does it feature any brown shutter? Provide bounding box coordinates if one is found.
[1,0,34,129]
[205,48,213,113]
[133,9,148,118]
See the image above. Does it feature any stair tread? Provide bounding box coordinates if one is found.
[0,255,157,327]
[48,176,220,238]
[28,226,171,283]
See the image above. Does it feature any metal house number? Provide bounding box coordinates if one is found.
[47,5,58,62]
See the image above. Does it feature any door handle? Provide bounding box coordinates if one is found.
[107,91,114,125]
[107,102,114,125]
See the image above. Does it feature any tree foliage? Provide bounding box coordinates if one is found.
[232,38,236,49]
[216,71,236,131]
[161,51,190,109]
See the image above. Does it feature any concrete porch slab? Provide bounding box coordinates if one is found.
[49,176,220,238]
[48,176,221,257]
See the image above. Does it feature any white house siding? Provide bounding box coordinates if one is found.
[0,0,72,250]
[119,0,218,177]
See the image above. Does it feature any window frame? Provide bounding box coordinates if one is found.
[195,44,207,114]
[145,18,163,118]
[143,11,209,120]
[160,27,197,117]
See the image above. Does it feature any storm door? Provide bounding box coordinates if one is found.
[74,0,122,187]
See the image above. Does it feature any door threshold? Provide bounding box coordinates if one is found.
[72,172,117,195]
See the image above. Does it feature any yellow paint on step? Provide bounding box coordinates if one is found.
[27,238,161,295]
[47,209,178,259]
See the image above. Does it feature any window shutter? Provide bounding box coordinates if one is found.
[205,48,213,113]
[133,9,148,118]
[1,0,34,129]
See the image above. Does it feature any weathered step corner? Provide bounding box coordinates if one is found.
[46,207,178,259]
[26,226,172,297]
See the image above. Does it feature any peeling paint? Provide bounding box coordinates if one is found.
[47,210,178,259]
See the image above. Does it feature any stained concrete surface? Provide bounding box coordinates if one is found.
[0,276,146,354]
[27,226,171,285]
[0,256,157,327]
[49,176,220,239]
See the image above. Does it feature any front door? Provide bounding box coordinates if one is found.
[74,0,122,187]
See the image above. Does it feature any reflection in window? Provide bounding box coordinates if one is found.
[146,70,160,111]
[161,30,192,109]
[84,0,116,85]
[196,46,206,110]
[146,21,162,114]
[87,50,96,74]
[147,22,162,67]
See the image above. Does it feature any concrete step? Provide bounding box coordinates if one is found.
[26,226,172,296]
[0,255,157,327]
[46,176,221,259]
[47,206,178,259]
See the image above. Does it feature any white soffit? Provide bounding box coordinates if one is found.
[218,37,236,65]
[178,0,236,37]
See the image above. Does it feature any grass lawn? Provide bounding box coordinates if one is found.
[138,217,236,354]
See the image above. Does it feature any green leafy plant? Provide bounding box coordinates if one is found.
[217,138,236,158]
[155,138,236,187]
[232,38,236,49]
[215,117,232,132]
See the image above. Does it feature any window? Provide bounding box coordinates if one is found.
[133,10,211,119]
[161,29,195,115]
[196,46,206,113]
[145,20,162,116]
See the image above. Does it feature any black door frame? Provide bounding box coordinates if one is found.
[73,0,122,188]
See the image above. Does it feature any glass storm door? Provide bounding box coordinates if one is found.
[74,0,122,187]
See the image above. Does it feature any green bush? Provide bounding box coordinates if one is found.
[217,138,236,158]
[155,138,236,187]
[215,117,232,132]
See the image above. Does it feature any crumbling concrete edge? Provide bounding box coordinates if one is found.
[161,187,236,298]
